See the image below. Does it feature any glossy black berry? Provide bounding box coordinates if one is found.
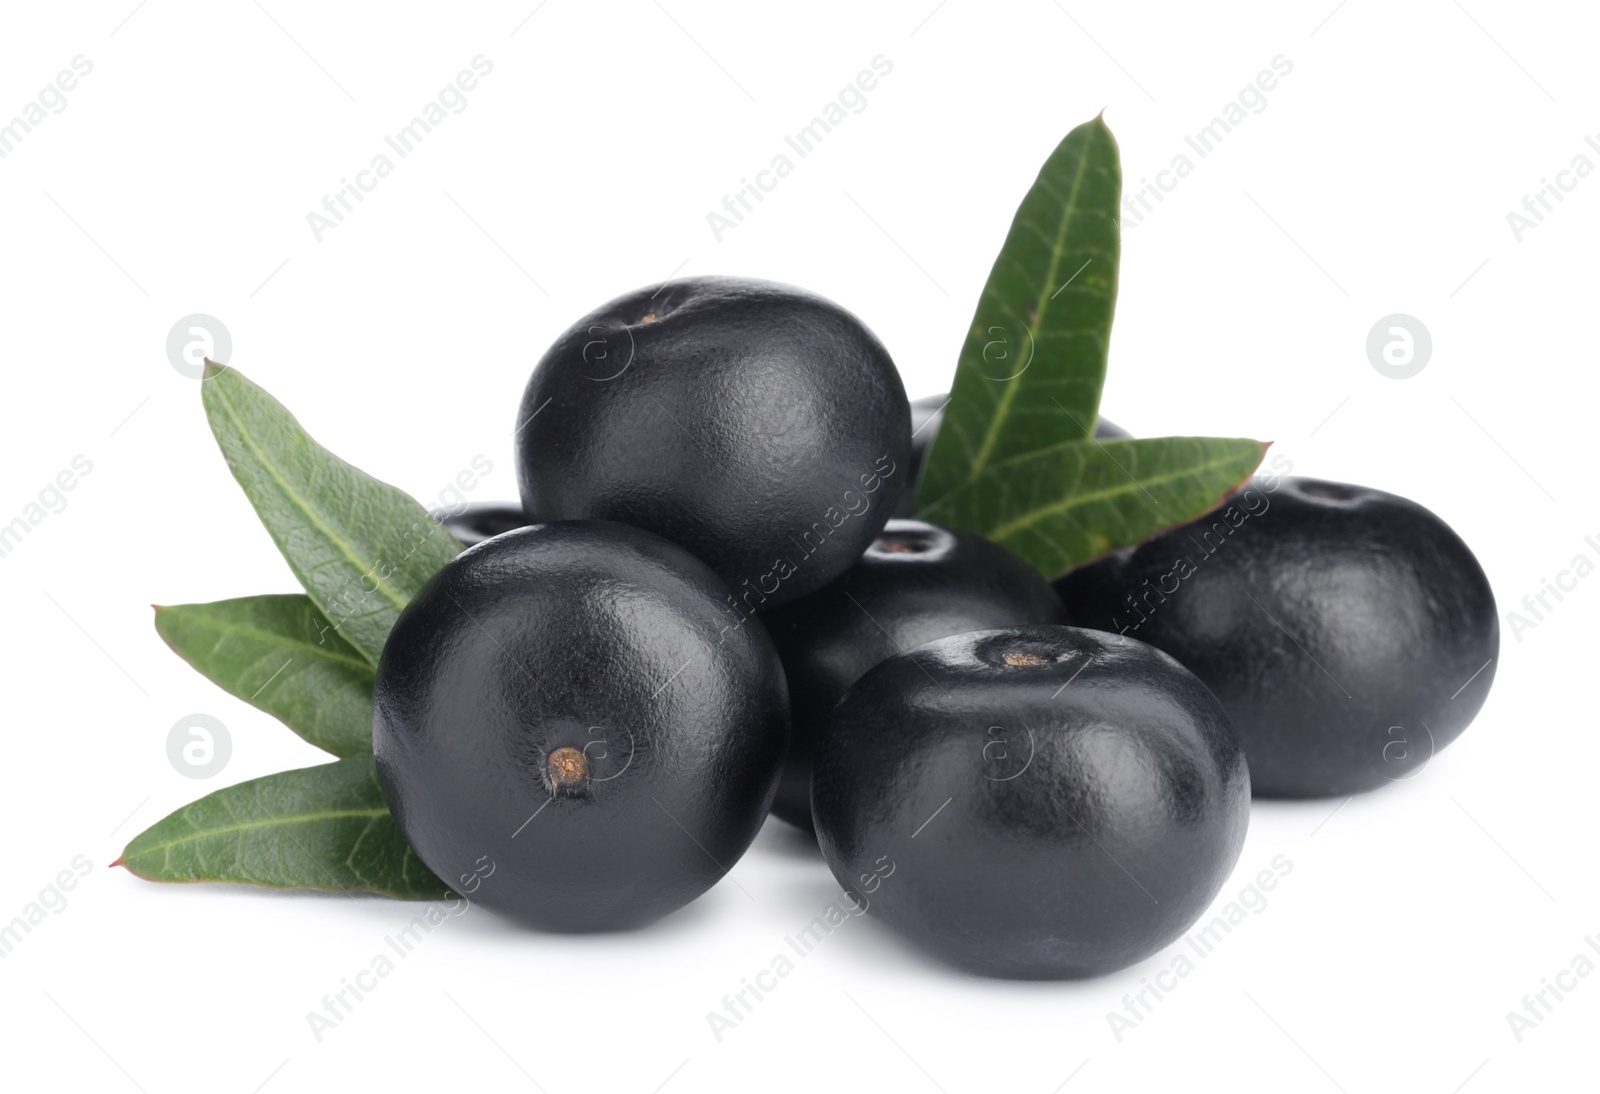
[812,625,1249,979]
[760,519,1066,831]
[373,520,789,931]
[1057,478,1499,797]
[896,393,1129,517]
[516,276,911,606]
[431,501,528,548]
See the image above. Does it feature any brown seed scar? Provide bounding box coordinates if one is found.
[1003,652,1050,667]
[548,747,589,787]
[639,313,658,324]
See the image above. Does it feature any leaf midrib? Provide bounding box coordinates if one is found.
[971,434,1238,475]
[160,605,374,673]
[985,450,1256,541]
[964,130,1099,484]
[124,807,391,862]
[209,375,410,615]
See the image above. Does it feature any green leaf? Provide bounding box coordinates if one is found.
[919,437,1268,580]
[154,595,375,758]
[116,756,448,900]
[200,363,459,666]
[917,115,1122,510]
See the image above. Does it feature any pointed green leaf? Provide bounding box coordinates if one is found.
[919,437,1268,580]
[918,115,1122,510]
[116,756,448,900]
[154,595,375,758]
[200,363,459,665]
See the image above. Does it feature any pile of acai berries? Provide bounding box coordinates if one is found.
[380,274,1497,979]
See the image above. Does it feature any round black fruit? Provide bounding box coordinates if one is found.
[1057,477,1499,797]
[431,501,528,548]
[516,276,911,607]
[760,519,1067,831]
[373,520,789,931]
[812,625,1249,979]
[895,393,1129,517]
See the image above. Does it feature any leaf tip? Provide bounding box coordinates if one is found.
[152,605,177,645]
[1228,440,1272,496]
[201,358,228,381]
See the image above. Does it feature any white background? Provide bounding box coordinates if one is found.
[1,2,1594,1091]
